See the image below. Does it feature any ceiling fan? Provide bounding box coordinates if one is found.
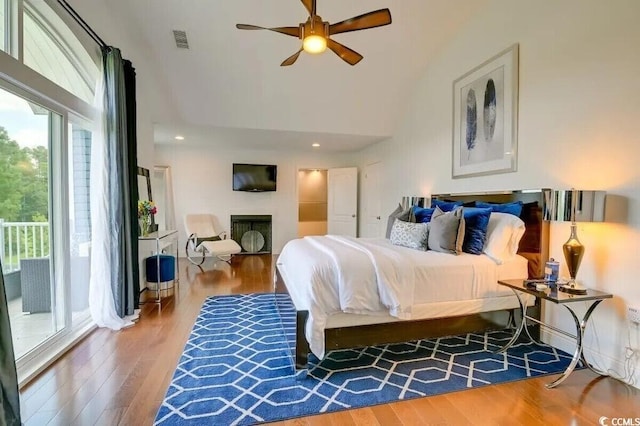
[236,0,392,66]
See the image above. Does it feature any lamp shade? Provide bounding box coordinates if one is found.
[543,189,606,295]
[544,190,606,223]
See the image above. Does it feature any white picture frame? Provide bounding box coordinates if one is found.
[452,44,519,178]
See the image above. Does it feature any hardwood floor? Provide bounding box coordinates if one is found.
[19,254,640,425]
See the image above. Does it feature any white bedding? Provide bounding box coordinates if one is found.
[276,236,528,358]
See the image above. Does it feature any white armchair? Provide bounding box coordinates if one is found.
[184,214,241,264]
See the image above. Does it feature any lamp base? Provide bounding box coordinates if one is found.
[558,281,588,295]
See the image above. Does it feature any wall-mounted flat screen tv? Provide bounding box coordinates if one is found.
[232,163,277,192]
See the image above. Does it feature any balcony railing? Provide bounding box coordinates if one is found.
[0,219,50,273]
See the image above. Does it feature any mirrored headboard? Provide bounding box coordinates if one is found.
[431,189,552,279]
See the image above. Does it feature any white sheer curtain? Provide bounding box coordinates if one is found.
[88,60,138,330]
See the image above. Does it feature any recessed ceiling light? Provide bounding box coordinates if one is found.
[312,143,320,147]
[175,135,185,140]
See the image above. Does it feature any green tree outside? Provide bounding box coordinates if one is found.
[0,127,29,221]
[0,125,50,268]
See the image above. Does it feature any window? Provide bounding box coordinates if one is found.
[0,0,100,383]
[23,1,99,103]
[0,86,64,358]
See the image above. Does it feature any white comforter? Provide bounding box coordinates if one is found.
[277,236,529,359]
[277,235,419,357]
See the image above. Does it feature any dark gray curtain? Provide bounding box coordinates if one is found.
[0,259,21,426]
[123,59,140,308]
[103,46,139,317]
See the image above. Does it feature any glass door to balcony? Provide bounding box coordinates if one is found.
[0,86,61,358]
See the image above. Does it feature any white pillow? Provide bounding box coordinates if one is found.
[390,219,429,251]
[483,212,525,264]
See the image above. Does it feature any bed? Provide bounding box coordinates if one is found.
[275,189,551,369]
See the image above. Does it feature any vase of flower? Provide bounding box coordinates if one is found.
[140,215,151,236]
[138,200,157,237]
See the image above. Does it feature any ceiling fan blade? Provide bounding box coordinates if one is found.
[329,8,392,35]
[281,48,303,66]
[236,24,300,38]
[300,0,316,16]
[326,38,363,66]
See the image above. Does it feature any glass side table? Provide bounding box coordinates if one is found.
[496,279,612,388]
[139,230,179,305]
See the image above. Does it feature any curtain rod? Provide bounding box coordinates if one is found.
[57,0,107,49]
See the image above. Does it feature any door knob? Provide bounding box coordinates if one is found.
[352,214,356,218]
[376,216,381,220]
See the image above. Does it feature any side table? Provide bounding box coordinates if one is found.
[496,279,612,388]
[139,230,179,305]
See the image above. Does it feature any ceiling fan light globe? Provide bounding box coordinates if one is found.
[303,35,327,54]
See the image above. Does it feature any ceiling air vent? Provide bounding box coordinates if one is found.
[173,30,189,49]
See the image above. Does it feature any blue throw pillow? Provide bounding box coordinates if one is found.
[431,199,464,212]
[412,206,436,223]
[475,201,523,217]
[462,207,492,255]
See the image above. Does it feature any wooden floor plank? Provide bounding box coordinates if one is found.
[93,408,126,426]
[370,404,402,425]
[348,407,381,426]
[325,409,358,426]
[17,255,640,425]
[45,325,144,424]
[389,398,432,426]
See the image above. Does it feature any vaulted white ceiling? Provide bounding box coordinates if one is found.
[76,1,487,151]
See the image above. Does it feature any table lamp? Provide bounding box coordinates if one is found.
[544,189,606,294]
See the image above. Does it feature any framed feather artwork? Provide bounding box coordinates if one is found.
[452,44,519,178]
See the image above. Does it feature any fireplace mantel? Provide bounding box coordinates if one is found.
[230,215,272,254]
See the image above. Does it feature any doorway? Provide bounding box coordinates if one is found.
[152,165,176,231]
[297,169,328,238]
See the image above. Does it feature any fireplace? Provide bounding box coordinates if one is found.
[230,215,272,254]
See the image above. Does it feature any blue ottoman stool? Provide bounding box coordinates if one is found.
[145,254,176,283]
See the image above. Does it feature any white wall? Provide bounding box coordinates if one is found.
[358,0,640,387]
[67,0,180,171]
[155,145,354,254]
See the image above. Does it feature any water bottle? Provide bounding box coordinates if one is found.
[544,258,559,283]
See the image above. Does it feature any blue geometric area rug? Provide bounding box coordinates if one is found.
[155,293,575,425]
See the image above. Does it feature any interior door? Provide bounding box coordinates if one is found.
[328,167,358,236]
[362,162,383,238]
